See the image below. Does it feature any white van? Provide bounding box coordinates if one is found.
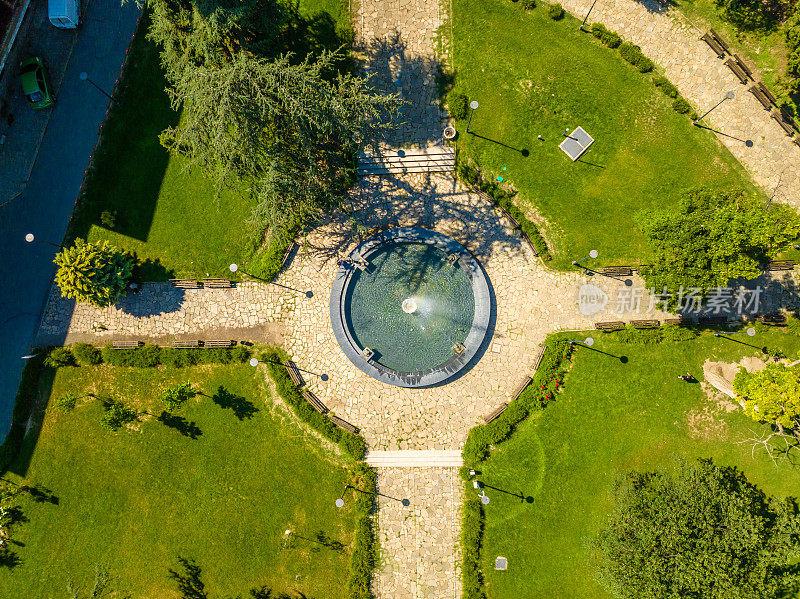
[48,0,80,29]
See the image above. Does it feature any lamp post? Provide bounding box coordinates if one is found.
[473,480,490,504]
[466,100,479,134]
[714,327,766,353]
[568,337,594,347]
[24,233,64,249]
[336,483,410,508]
[579,0,600,31]
[79,71,113,101]
[572,249,598,269]
[229,263,312,298]
[693,91,735,126]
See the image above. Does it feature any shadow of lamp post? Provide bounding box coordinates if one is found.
[693,91,735,126]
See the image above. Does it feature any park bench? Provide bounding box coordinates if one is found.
[758,82,778,105]
[112,340,143,349]
[698,315,728,325]
[664,316,693,326]
[602,266,633,277]
[781,107,797,128]
[203,340,236,348]
[771,112,795,136]
[202,278,233,289]
[595,321,625,331]
[172,340,201,348]
[765,260,795,271]
[301,389,329,414]
[283,360,305,387]
[757,313,787,325]
[794,136,800,148]
[329,414,358,434]
[483,403,508,424]
[511,375,532,401]
[168,279,201,289]
[724,59,749,85]
[709,28,731,53]
[280,242,297,271]
[531,344,547,372]
[519,231,539,257]
[748,85,772,110]
[701,32,726,58]
[631,319,660,329]
[733,55,753,80]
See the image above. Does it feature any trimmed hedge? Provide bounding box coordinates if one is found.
[44,347,75,368]
[99,344,251,367]
[652,75,679,98]
[448,90,469,120]
[73,343,102,365]
[619,42,654,73]
[455,159,552,260]
[591,23,621,48]
[348,462,377,599]
[672,96,692,115]
[462,497,486,599]
[263,349,366,460]
[548,2,564,19]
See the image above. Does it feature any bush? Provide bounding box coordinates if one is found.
[652,75,679,98]
[614,325,663,344]
[462,497,486,599]
[72,343,102,365]
[347,462,376,599]
[44,347,75,368]
[52,393,77,412]
[231,345,250,363]
[548,2,564,19]
[591,23,621,48]
[100,209,117,229]
[619,42,654,72]
[100,400,137,431]
[161,382,196,412]
[520,0,536,9]
[447,90,468,120]
[661,323,700,341]
[672,96,692,114]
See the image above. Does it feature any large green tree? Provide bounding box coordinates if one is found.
[54,239,134,308]
[595,459,800,599]
[638,188,800,297]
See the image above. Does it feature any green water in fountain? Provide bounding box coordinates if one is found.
[347,242,476,372]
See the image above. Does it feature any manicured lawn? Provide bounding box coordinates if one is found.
[0,364,357,598]
[451,0,758,269]
[477,329,800,598]
[69,0,352,280]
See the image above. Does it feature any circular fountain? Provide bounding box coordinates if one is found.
[330,227,492,388]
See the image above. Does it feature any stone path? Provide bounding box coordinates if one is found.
[549,0,800,208]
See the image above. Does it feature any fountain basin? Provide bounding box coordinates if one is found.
[330,227,492,388]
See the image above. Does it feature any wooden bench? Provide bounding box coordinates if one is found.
[283,360,305,387]
[168,279,201,289]
[733,54,753,80]
[631,319,660,329]
[664,317,693,326]
[771,112,795,136]
[765,260,795,271]
[595,321,625,331]
[794,136,800,148]
[709,28,731,53]
[724,58,749,84]
[748,85,772,110]
[511,375,532,401]
[483,403,508,424]
[602,266,633,277]
[112,340,143,349]
[758,313,787,325]
[698,315,728,325]
[758,82,778,105]
[301,389,329,414]
[203,340,236,348]
[329,414,358,434]
[172,340,201,348]
[497,204,521,230]
[701,32,726,58]
[202,278,233,289]
[781,108,797,128]
[531,344,547,372]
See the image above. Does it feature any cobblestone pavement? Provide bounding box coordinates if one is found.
[550,0,800,208]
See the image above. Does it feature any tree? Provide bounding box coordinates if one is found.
[161,382,197,412]
[99,400,138,432]
[638,188,800,301]
[54,239,134,308]
[734,363,800,457]
[595,459,800,599]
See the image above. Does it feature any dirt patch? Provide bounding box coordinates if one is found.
[686,405,728,440]
[701,357,767,411]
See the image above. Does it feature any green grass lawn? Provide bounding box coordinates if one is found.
[69,0,351,281]
[477,329,800,598]
[451,0,758,269]
[0,364,358,598]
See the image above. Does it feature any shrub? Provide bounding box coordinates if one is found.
[45,347,75,368]
[548,2,564,19]
[614,325,663,344]
[52,393,77,412]
[661,324,699,342]
[231,345,250,363]
[652,75,679,98]
[347,462,376,599]
[591,23,621,48]
[462,497,486,599]
[672,96,692,114]
[447,90,468,120]
[161,382,196,412]
[619,42,653,72]
[101,344,162,367]
[100,209,117,229]
[520,0,536,9]
[72,343,102,365]
[100,400,137,431]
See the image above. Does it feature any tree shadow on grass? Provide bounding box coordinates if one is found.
[212,386,259,420]
[157,411,202,439]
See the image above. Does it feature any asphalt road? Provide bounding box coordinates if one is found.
[0,0,141,437]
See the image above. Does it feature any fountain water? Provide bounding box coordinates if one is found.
[402,298,418,314]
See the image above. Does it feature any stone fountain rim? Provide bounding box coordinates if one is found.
[329,226,492,388]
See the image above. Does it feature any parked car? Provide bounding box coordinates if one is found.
[19,57,54,109]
